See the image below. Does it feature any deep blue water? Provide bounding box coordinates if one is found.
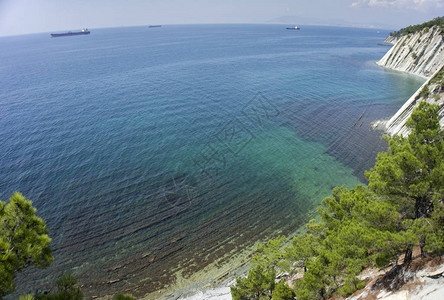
[0,24,424,297]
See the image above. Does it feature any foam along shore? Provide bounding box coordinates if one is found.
[185,25,444,300]
[375,25,444,136]
[184,25,444,300]
[179,283,233,300]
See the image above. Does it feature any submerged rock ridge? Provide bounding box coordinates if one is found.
[377,25,444,78]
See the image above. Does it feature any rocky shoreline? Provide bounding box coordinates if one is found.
[178,25,444,300]
[375,25,444,136]
[348,252,444,300]
[377,25,444,78]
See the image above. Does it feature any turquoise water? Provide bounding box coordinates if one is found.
[0,24,424,297]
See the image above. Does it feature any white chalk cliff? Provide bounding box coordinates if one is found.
[385,69,444,136]
[377,26,444,136]
[377,26,444,78]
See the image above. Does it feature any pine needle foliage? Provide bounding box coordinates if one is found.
[231,102,444,300]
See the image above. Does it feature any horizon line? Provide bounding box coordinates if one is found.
[0,22,396,38]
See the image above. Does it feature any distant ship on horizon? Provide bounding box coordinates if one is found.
[149,25,162,28]
[50,28,90,37]
[286,26,300,30]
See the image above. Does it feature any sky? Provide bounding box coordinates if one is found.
[0,0,443,37]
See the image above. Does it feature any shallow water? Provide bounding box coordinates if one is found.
[0,24,424,297]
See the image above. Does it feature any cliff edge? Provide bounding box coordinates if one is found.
[385,66,444,136]
[376,20,444,136]
[377,25,444,78]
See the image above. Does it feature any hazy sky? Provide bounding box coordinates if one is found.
[0,0,443,36]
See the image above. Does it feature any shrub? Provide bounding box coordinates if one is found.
[34,273,83,300]
[420,85,430,98]
[272,282,295,300]
[231,266,276,300]
[114,294,136,300]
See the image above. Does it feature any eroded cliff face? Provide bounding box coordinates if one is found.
[385,67,444,136]
[376,25,444,136]
[377,26,444,78]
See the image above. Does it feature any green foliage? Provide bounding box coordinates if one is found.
[430,66,444,84]
[0,192,53,298]
[114,294,136,300]
[293,258,329,300]
[294,102,442,298]
[252,236,287,270]
[420,85,429,98]
[367,102,443,255]
[428,66,444,97]
[231,266,276,300]
[284,233,318,273]
[271,282,295,300]
[390,16,444,37]
[34,273,83,300]
[56,273,82,298]
[232,236,297,299]
[412,52,418,59]
[424,198,444,253]
[367,103,442,217]
[339,276,365,296]
[234,102,444,300]
[294,185,408,299]
[407,102,441,134]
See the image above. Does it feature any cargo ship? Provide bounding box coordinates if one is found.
[50,28,90,37]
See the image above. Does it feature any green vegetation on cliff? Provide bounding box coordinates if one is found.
[390,16,444,37]
[430,65,444,85]
[419,65,444,101]
[231,102,444,300]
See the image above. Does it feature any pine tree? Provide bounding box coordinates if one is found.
[366,102,444,257]
[0,193,53,298]
[231,102,444,300]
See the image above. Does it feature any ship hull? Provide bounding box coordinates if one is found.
[50,31,90,37]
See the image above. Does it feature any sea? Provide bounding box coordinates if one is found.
[0,24,425,298]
